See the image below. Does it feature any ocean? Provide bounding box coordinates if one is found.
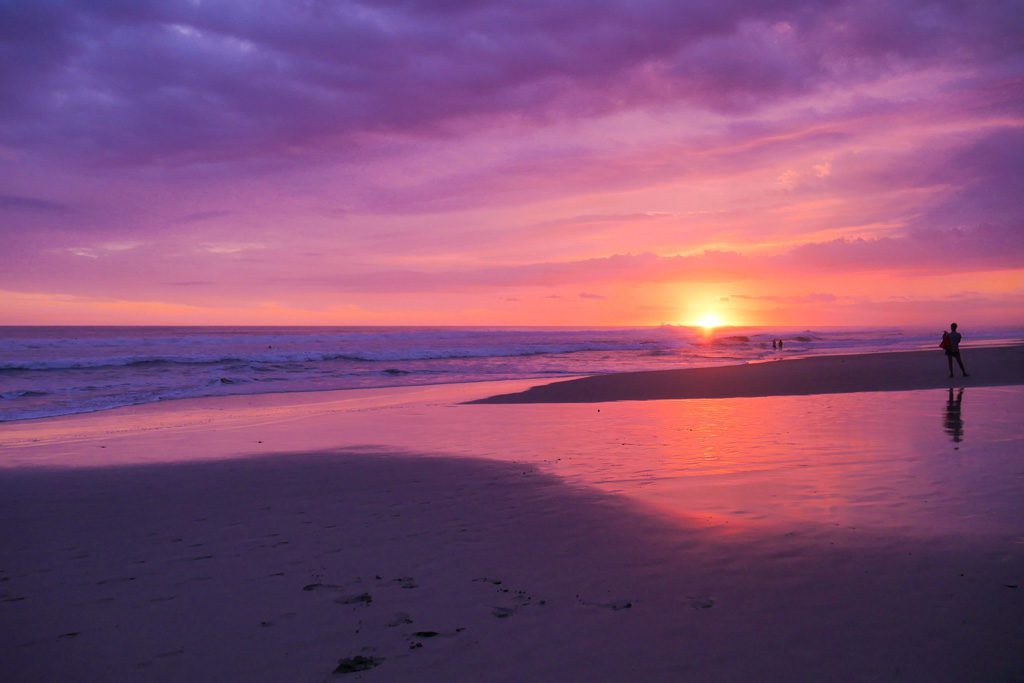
[2,325,1022,422]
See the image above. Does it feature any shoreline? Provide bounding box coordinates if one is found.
[5,334,1022,425]
[472,344,1024,403]
[0,374,575,426]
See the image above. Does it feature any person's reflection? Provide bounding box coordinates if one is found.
[944,388,964,445]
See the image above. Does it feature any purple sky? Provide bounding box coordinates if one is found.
[2,1,1022,325]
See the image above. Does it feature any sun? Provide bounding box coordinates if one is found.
[694,312,725,330]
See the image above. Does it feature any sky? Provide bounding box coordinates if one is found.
[1,0,1023,327]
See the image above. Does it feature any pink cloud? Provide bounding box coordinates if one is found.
[1,1,1022,324]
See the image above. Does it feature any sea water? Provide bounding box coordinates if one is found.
[2,325,1022,421]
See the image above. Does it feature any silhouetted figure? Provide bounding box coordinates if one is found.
[944,387,964,444]
[777,339,783,349]
[944,322,968,378]
[772,339,777,349]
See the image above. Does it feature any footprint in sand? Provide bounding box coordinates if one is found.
[412,628,465,638]
[333,655,383,674]
[174,576,211,586]
[576,595,633,611]
[386,612,413,627]
[97,577,136,585]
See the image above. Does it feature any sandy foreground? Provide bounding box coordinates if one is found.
[1,350,1023,682]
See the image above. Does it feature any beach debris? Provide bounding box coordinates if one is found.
[688,597,715,609]
[492,606,515,618]
[473,577,502,585]
[57,632,80,639]
[413,631,440,638]
[333,655,382,674]
[335,592,373,605]
[393,576,418,589]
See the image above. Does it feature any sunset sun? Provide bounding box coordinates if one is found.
[694,312,725,330]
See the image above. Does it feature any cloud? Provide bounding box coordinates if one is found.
[176,209,233,224]
[3,1,1021,166]
[0,193,73,213]
[2,216,1020,306]
[731,293,838,304]
[62,241,142,259]
[781,223,1024,274]
[0,1,1021,325]
[199,242,266,254]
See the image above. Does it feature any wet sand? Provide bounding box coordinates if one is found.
[473,344,1024,403]
[1,365,1023,681]
[3,449,1022,682]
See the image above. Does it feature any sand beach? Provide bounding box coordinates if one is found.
[1,347,1023,681]
[474,344,1024,403]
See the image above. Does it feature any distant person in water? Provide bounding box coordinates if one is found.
[943,323,968,378]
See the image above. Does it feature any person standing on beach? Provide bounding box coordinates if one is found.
[944,322,968,378]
